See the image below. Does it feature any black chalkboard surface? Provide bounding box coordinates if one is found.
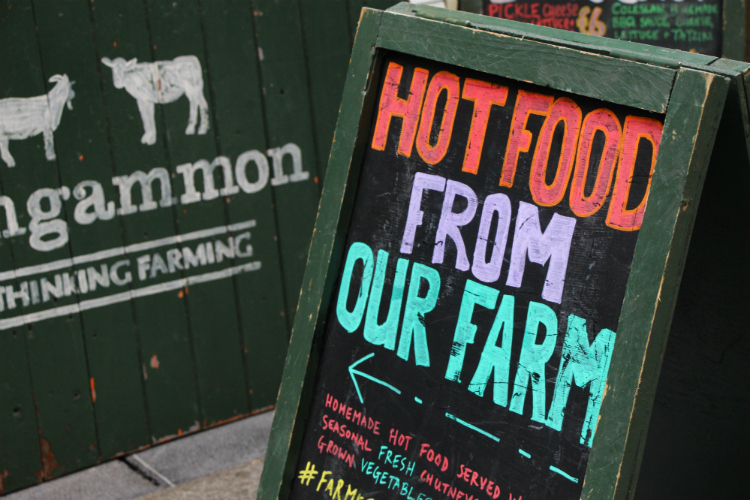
[480,0,737,58]
[287,52,660,499]
[258,4,741,500]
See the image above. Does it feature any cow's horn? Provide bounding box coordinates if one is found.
[101,57,114,67]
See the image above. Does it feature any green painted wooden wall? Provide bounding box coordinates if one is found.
[0,0,399,494]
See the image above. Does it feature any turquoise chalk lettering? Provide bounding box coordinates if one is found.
[549,465,579,483]
[363,250,409,350]
[445,412,500,442]
[336,242,374,333]
[445,280,499,383]
[509,301,558,423]
[547,314,615,447]
[397,263,440,367]
[468,294,515,406]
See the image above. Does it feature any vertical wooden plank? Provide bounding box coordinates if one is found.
[198,0,290,410]
[32,0,150,459]
[251,0,322,321]
[0,10,42,490]
[298,0,353,179]
[143,0,249,426]
[0,331,40,492]
[0,0,98,478]
[90,0,201,441]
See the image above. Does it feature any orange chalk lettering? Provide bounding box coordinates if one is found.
[461,78,508,174]
[500,90,553,187]
[606,116,662,231]
[371,62,429,157]
[416,71,461,165]
[570,109,622,217]
[529,98,582,207]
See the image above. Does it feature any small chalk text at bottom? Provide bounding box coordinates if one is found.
[297,461,374,500]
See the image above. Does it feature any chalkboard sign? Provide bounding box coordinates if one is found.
[259,4,739,499]
[292,53,657,499]
[474,0,745,59]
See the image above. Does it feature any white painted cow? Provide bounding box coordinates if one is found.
[0,74,75,168]
[101,55,209,145]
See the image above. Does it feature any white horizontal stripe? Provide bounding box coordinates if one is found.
[0,219,256,282]
[0,260,261,331]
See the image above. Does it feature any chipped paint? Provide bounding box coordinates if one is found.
[0,470,9,494]
[153,421,200,444]
[251,404,274,416]
[90,378,96,403]
[154,432,179,444]
[37,438,63,481]
[111,442,152,459]
[150,354,160,369]
[206,412,252,429]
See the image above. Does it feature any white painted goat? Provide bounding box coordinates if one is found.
[0,75,75,168]
[101,56,209,145]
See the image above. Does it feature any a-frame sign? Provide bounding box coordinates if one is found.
[259,3,750,499]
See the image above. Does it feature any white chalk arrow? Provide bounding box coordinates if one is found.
[348,352,402,404]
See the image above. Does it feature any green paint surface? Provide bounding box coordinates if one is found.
[0,0,363,492]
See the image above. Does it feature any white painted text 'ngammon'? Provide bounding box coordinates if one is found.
[0,144,307,252]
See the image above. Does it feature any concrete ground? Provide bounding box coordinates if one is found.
[5,411,273,500]
[140,459,264,500]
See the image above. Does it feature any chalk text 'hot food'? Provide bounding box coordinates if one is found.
[373,61,662,232]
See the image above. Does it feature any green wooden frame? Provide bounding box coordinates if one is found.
[259,4,738,499]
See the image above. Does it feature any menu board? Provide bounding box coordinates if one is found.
[286,51,663,499]
[483,0,723,56]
